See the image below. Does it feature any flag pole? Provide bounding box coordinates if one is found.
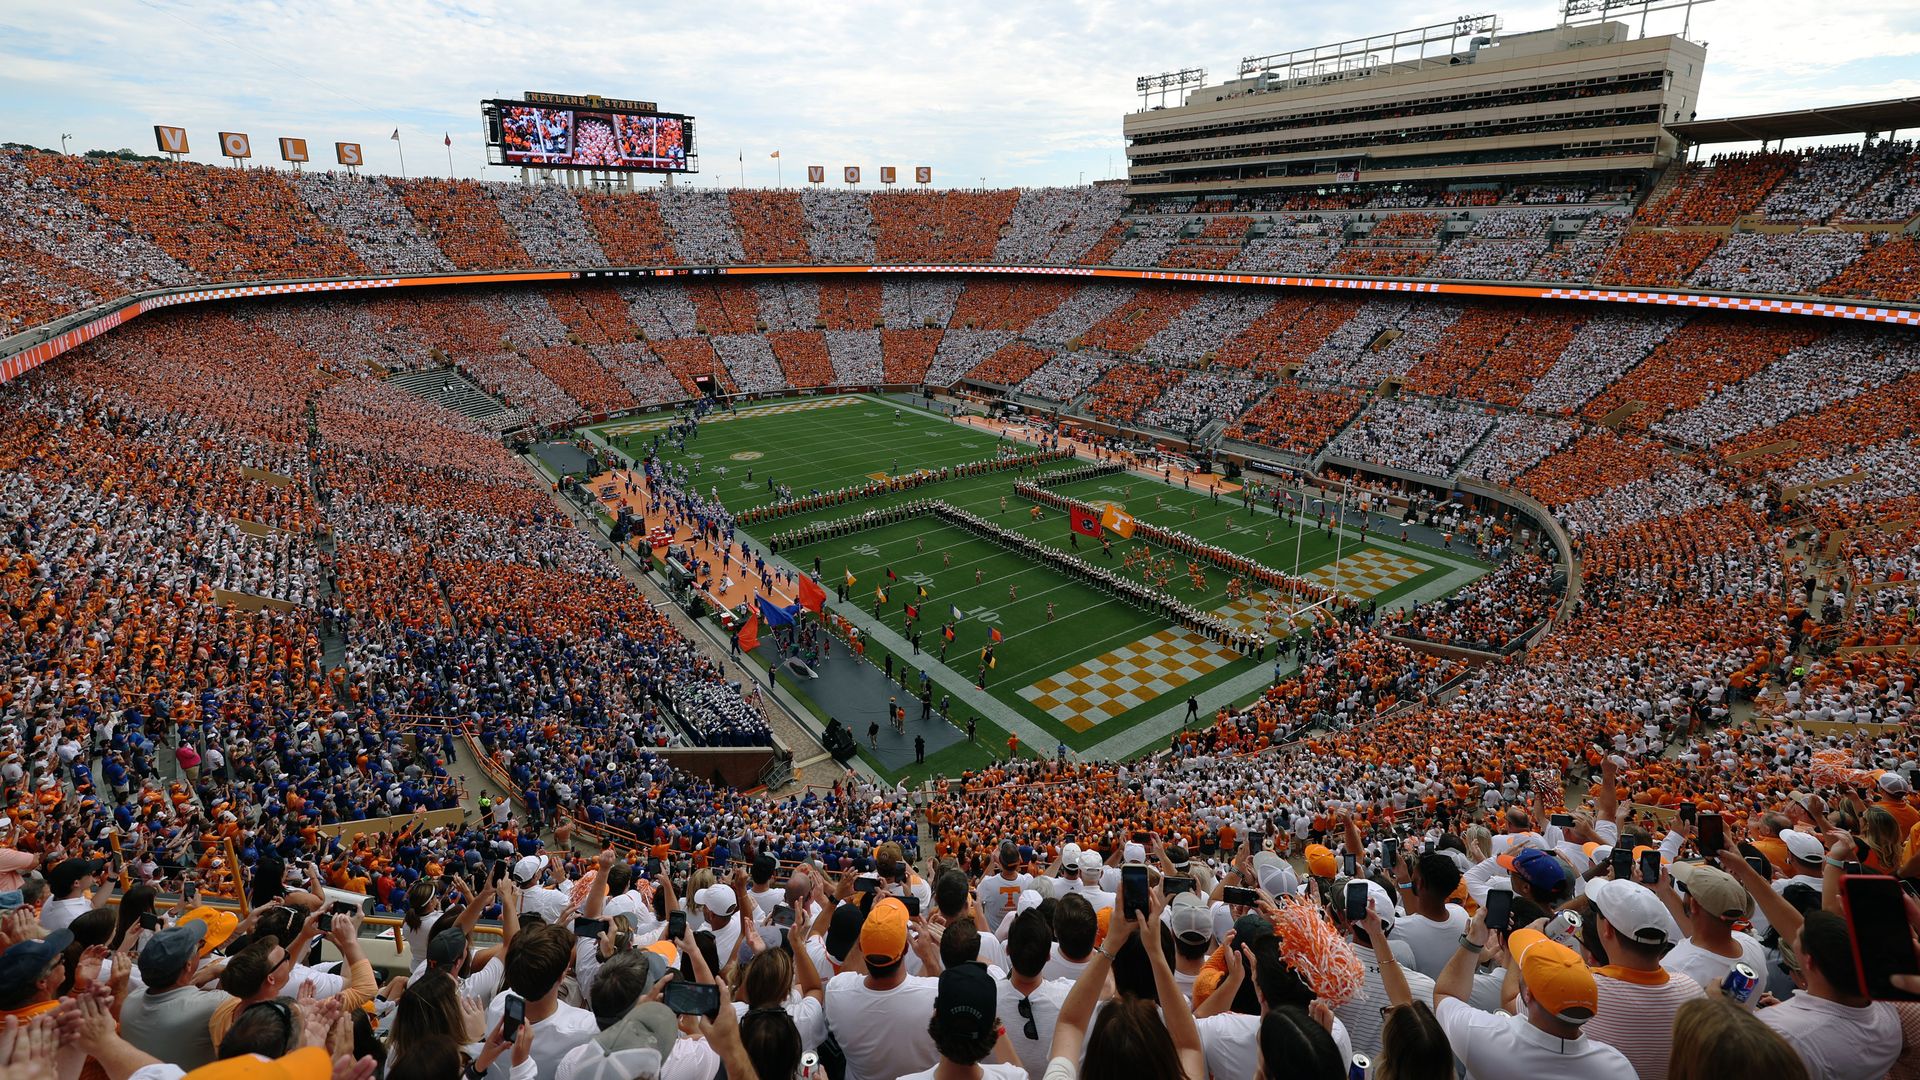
[392,130,407,179]
[445,134,454,179]
[777,156,782,188]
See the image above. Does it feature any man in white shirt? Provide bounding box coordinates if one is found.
[1396,852,1469,979]
[692,883,743,966]
[1758,909,1901,1080]
[1040,894,1098,981]
[1065,852,1114,913]
[1331,883,1434,1059]
[1582,878,1704,1079]
[1755,830,1827,941]
[745,853,783,920]
[977,842,1033,930]
[513,855,571,925]
[39,858,107,931]
[998,908,1072,1079]
[1166,893,1215,1001]
[824,897,944,1080]
[897,962,1027,1080]
[1434,918,1635,1078]
[553,951,718,1080]
[1660,862,1767,1008]
[482,923,600,1080]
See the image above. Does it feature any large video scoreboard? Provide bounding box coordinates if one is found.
[483,92,696,173]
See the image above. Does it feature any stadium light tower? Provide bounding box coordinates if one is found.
[59,133,71,155]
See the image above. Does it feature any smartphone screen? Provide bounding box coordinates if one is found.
[1639,850,1662,885]
[139,911,160,931]
[1746,855,1772,880]
[501,994,525,1039]
[573,917,608,939]
[1163,876,1196,897]
[1678,802,1696,825]
[770,905,797,928]
[1381,838,1398,867]
[318,912,333,933]
[1345,880,1369,923]
[1121,864,1150,919]
[1610,847,1634,880]
[1222,886,1259,906]
[667,910,687,941]
[662,980,721,1016]
[1343,852,1357,878]
[491,860,508,885]
[1485,887,1513,934]
[1842,875,1920,1000]
[903,896,922,917]
[1697,812,1724,859]
[854,877,880,895]
[1247,830,1264,856]
[1550,813,1575,829]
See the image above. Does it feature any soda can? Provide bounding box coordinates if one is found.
[1350,1053,1372,1080]
[1722,962,1757,1003]
[798,1050,820,1079]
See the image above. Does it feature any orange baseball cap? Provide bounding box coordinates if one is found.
[1304,844,1338,878]
[861,897,911,966]
[184,1047,330,1080]
[1508,929,1597,1023]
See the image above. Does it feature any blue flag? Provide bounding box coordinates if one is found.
[757,595,798,628]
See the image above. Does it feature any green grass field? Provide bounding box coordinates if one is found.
[585,395,1487,782]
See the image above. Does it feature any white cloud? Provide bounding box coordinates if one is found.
[0,0,1913,185]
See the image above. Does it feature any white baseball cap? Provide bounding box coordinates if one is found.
[1782,829,1825,864]
[1587,878,1682,945]
[695,884,738,917]
[513,855,544,884]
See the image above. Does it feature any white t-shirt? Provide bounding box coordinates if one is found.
[979,872,1034,928]
[898,1064,1026,1080]
[401,911,443,963]
[823,971,940,1080]
[481,995,599,1080]
[1660,933,1766,1008]
[554,1038,718,1080]
[1196,1011,1352,1080]
[1757,991,1901,1080]
[39,896,91,931]
[729,994,827,1051]
[1434,996,1636,1079]
[1394,905,1468,978]
[1041,948,1092,982]
[997,977,1073,1079]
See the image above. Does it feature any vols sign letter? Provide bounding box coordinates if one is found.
[218,132,252,159]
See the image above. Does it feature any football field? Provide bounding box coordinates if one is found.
[585,395,1487,781]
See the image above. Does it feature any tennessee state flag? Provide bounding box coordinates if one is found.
[797,576,826,613]
[737,613,759,651]
[989,626,1003,643]
[1101,503,1136,539]
[1070,506,1102,538]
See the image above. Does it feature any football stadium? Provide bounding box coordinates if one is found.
[3,1,1920,1078]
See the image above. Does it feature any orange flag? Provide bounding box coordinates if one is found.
[797,575,826,613]
[1100,503,1136,539]
[737,613,760,651]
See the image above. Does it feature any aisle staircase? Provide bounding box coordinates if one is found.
[387,366,512,424]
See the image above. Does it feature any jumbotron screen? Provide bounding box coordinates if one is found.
[491,101,692,172]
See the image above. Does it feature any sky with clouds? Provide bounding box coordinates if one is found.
[2,0,1917,189]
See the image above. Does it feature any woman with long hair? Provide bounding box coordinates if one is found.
[387,970,471,1066]
[1048,892,1205,1079]
[108,883,159,953]
[1668,996,1807,1080]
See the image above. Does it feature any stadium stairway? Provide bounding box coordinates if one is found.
[386,366,512,424]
